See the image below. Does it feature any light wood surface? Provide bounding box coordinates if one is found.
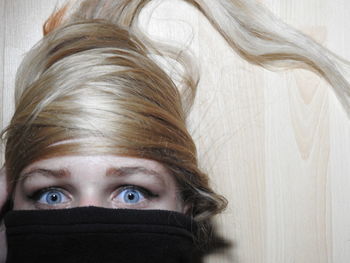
[1,0,350,262]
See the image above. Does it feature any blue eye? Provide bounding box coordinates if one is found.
[36,189,69,205]
[118,188,145,204]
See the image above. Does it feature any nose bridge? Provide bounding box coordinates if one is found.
[77,187,104,207]
[78,197,102,207]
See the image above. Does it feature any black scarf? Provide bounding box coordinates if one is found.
[4,207,199,263]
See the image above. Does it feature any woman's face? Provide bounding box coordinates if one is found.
[12,155,185,212]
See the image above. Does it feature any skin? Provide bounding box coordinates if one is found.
[12,155,186,212]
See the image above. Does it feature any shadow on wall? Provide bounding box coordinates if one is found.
[194,220,234,262]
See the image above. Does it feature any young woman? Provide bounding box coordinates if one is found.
[1,0,349,262]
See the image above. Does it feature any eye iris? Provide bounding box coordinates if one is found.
[46,191,62,204]
[123,190,140,203]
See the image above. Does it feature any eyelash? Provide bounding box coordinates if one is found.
[117,185,159,199]
[26,185,159,205]
[27,187,65,202]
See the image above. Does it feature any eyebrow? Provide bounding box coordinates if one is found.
[106,167,165,183]
[21,168,69,181]
[106,166,165,184]
[20,166,165,183]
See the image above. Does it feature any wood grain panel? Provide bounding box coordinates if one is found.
[0,0,5,164]
[327,1,350,263]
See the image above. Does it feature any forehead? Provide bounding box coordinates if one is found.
[21,155,170,176]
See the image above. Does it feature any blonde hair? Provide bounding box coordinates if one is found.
[2,0,350,235]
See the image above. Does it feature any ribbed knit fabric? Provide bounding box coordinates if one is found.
[4,207,198,263]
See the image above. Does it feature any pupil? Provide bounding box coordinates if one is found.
[127,193,135,200]
[50,194,58,202]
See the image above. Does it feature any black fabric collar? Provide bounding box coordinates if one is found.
[5,207,199,263]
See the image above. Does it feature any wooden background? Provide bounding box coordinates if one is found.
[1,0,350,262]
